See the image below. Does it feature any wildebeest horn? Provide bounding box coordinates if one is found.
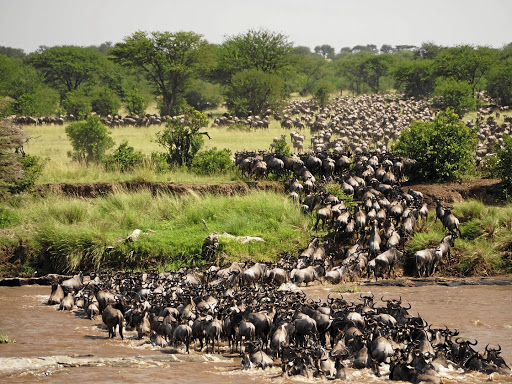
[403,302,411,310]
[381,296,390,303]
[485,344,489,353]
[455,337,462,344]
[497,344,502,352]
[469,339,478,346]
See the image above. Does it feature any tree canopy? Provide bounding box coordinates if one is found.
[28,46,109,95]
[111,31,213,115]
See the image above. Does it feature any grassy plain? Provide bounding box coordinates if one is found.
[23,118,298,184]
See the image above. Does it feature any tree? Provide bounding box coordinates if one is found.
[0,46,26,60]
[313,80,333,108]
[486,57,512,106]
[156,107,208,167]
[314,44,335,59]
[0,55,59,116]
[65,116,114,163]
[216,29,293,81]
[434,45,497,95]
[28,46,109,96]
[414,42,443,60]
[380,44,394,54]
[224,69,284,116]
[393,109,478,181]
[293,53,328,95]
[392,59,435,99]
[361,54,393,94]
[0,119,27,193]
[111,31,213,115]
[336,52,370,95]
[432,78,476,117]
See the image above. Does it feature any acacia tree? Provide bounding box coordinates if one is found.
[314,44,335,59]
[392,59,435,99]
[216,29,292,116]
[216,29,293,80]
[28,46,109,95]
[434,45,497,95]
[111,31,213,115]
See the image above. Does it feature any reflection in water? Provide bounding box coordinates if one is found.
[1,284,511,383]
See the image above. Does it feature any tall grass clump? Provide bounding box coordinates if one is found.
[1,190,310,273]
[410,200,512,275]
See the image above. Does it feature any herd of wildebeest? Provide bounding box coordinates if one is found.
[41,95,512,382]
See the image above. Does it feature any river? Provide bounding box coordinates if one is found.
[1,283,511,383]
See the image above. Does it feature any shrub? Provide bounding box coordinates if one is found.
[125,88,147,116]
[156,107,208,167]
[190,148,234,175]
[90,87,121,116]
[62,90,92,120]
[65,116,114,163]
[273,137,291,157]
[185,80,223,111]
[224,69,284,117]
[393,109,478,181]
[8,155,43,194]
[104,141,145,172]
[432,78,476,117]
[12,87,59,117]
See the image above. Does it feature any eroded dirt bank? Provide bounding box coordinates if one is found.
[36,180,284,198]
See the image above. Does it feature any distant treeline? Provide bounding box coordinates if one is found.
[1,32,511,119]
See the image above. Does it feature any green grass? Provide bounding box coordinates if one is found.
[409,200,512,275]
[0,190,311,274]
[23,117,305,185]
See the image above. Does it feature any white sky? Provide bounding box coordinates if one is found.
[1,0,511,53]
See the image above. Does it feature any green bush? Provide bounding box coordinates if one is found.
[0,207,18,228]
[90,87,121,116]
[486,57,512,106]
[432,78,476,117]
[8,155,43,194]
[224,69,284,117]
[104,141,145,172]
[185,80,223,111]
[190,148,234,175]
[125,88,147,116]
[156,107,208,167]
[62,90,92,120]
[66,115,114,163]
[12,87,59,117]
[393,109,478,181]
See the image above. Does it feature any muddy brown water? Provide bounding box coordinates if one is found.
[1,284,511,383]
